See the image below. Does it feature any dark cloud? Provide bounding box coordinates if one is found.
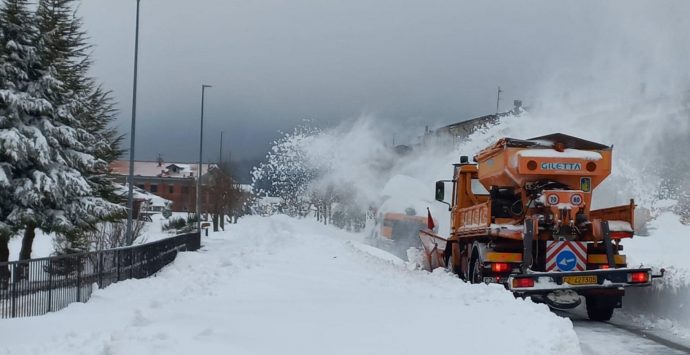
[79,0,690,161]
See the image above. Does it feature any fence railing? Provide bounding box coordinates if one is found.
[0,232,200,319]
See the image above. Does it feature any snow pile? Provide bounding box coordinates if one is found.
[626,212,690,280]
[1,215,581,355]
[618,212,690,332]
[114,183,172,211]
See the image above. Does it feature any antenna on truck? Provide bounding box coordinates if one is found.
[496,86,502,114]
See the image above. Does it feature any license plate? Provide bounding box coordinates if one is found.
[563,275,597,285]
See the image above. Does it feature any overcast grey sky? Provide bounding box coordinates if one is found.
[78,0,690,162]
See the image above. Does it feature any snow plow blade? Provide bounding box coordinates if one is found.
[507,267,661,295]
[418,229,448,270]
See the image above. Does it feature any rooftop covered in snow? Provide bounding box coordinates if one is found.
[110,160,217,179]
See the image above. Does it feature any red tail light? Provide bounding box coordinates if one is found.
[610,231,633,239]
[599,265,610,269]
[512,278,535,288]
[628,271,649,283]
[491,263,510,273]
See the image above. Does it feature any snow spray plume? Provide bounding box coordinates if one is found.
[250,114,523,234]
[251,123,322,217]
[464,2,690,219]
[253,1,690,224]
[251,117,405,223]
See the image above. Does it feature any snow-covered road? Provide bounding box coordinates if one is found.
[553,308,690,355]
[573,320,688,355]
[2,215,580,355]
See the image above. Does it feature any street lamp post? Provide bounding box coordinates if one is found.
[125,0,141,245]
[197,84,212,233]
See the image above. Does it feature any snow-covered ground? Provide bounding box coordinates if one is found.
[7,212,184,261]
[2,215,580,355]
[4,99,688,354]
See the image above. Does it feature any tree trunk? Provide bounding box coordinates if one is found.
[0,233,10,289]
[212,213,218,232]
[219,211,225,231]
[17,225,35,280]
[19,225,35,261]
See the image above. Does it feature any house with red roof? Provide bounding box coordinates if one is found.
[109,159,217,212]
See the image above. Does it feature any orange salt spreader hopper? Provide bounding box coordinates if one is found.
[474,133,612,219]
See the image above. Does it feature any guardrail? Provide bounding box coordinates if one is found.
[0,232,200,319]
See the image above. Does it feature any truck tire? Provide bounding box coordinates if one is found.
[585,296,615,321]
[469,249,483,284]
[444,243,462,277]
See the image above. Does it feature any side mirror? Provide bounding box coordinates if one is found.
[435,181,445,202]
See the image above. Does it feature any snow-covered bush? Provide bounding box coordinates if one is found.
[162,217,187,232]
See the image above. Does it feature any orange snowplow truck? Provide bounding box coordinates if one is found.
[420,133,663,321]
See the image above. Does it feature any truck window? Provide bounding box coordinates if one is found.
[472,179,489,195]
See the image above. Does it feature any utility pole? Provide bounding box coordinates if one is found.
[496,86,502,115]
[197,84,212,233]
[219,131,224,165]
[218,130,225,231]
[125,0,141,245]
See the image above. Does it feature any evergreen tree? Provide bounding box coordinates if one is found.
[0,0,42,285]
[25,0,123,256]
[0,0,123,284]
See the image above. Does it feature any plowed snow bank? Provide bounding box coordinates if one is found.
[620,212,690,334]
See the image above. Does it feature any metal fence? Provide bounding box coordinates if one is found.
[0,232,200,319]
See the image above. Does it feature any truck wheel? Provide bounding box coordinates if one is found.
[469,250,483,284]
[472,258,485,284]
[585,296,615,321]
[444,244,461,277]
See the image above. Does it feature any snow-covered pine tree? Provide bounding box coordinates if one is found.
[0,0,44,285]
[26,0,123,255]
[0,0,122,283]
[45,0,123,203]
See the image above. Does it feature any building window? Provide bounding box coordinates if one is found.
[150,184,158,193]
[168,185,174,194]
[182,186,189,194]
[137,184,145,190]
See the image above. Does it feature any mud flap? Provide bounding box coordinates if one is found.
[601,221,616,268]
[522,218,536,273]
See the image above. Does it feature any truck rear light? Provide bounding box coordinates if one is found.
[512,278,534,288]
[491,263,510,273]
[628,271,649,283]
[610,231,633,239]
[599,264,610,269]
